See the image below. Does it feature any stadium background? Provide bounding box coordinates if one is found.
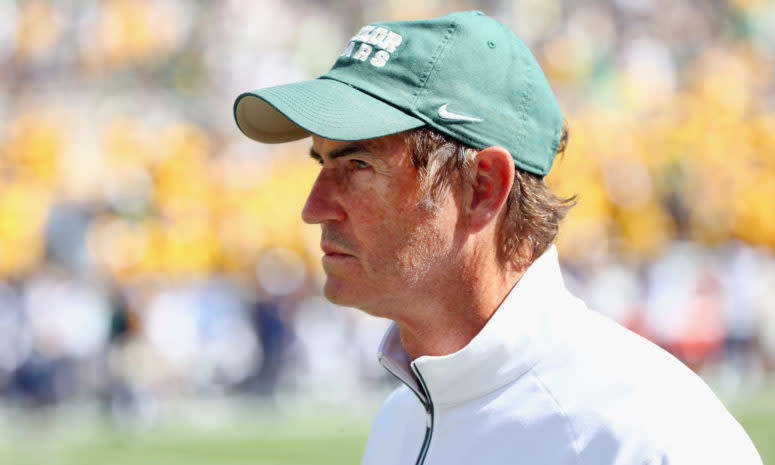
[0,0,774,463]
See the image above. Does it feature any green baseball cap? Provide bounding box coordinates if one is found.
[234,10,564,176]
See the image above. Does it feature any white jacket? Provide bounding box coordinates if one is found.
[361,246,762,465]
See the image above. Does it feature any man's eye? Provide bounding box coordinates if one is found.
[351,159,370,170]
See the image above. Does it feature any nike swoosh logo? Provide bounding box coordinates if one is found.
[437,104,483,122]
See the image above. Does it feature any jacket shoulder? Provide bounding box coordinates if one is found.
[531,297,762,464]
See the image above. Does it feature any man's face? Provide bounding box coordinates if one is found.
[302,133,462,316]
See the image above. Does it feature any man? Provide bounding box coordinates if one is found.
[234,11,762,465]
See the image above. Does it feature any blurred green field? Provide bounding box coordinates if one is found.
[723,384,775,465]
[0,384,773,465]
[0,398,375,465]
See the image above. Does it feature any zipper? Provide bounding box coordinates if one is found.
[411,364,434,465]
[377,353,435,465]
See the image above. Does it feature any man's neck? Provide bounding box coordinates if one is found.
[394,263,526,359]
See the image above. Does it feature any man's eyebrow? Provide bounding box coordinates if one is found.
[309,148,323,163]
[309,143,372,162]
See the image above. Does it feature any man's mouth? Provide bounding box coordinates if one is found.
[321,242,353,257]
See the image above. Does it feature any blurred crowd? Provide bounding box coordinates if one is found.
[1,0,774,417]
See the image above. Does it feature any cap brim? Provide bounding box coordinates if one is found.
[234,78,425,144]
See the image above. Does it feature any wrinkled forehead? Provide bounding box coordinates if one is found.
[310,132,411,161]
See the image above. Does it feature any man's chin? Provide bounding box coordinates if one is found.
[322,279,357,307]
[322,278,375,313]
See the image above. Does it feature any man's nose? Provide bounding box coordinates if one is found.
[301,170,345,224]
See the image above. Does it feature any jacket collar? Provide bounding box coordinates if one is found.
[377,245,568,406]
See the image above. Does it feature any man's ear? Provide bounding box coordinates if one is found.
[468,146,515,231]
